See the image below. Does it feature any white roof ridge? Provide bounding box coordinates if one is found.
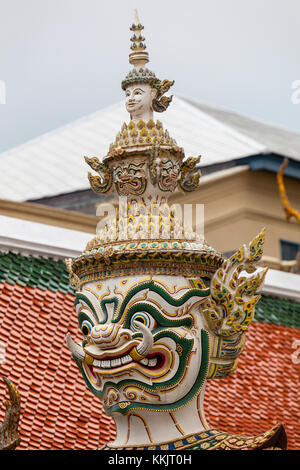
[0,100,125,158]
[178,93,300,138]
[175,95,267,154]
[0,215,91,259]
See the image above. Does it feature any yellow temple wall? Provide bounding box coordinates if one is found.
[1,167,299,270]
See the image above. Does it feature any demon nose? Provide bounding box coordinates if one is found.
[90,323,131,350]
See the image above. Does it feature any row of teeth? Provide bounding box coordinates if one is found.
[92,355,158,369]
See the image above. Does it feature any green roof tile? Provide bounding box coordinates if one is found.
[255,295,300,329]
[0,252,74,295]
[0,252,299,329]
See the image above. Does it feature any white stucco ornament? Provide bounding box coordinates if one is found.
[65,10,287,451]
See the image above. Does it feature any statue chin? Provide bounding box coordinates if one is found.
[127,107,154,124]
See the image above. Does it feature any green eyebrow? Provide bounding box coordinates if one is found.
[75,294,119,326]
[113,281,210,324]
[75,294,99,323]
[123,303,193,330]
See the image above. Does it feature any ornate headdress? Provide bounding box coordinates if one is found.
[66,11,215,288]
[121,9,174,113]
[66,11,267,382]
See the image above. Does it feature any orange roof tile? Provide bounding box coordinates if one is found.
[0,268,299,449]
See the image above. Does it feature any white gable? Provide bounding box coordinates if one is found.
[0,96,266,202]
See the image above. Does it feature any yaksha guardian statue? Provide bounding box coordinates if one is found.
[66,11,287,450]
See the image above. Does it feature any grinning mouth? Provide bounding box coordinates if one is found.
[86,350,165,372]
[120,180,139,188]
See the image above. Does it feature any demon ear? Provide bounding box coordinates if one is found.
[203,229,267,379]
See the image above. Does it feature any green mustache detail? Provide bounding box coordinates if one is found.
[73,281,210,415]
[104,329,209,415]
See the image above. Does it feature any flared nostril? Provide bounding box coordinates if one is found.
[89,324,131,349]
[90,324,109,343]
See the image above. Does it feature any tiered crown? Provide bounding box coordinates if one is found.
[105,119,184,161]
[66,11,213,290]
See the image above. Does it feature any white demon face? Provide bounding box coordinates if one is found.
[67,275,210,416]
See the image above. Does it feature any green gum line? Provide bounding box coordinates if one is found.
[99,330,193,398]
[74,329,195,406]
[105,329,209,415]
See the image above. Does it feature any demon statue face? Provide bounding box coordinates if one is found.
[68,275,209,416]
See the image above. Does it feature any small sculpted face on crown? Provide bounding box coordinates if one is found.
[113,160,147,196]
[125,83,157,122]
[158,159,181,192]
[68,275,210,416]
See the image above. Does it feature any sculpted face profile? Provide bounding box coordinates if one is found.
[65,11,287,451]
[125,83,157,122]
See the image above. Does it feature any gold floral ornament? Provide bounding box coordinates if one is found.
[65,258,81,291]
[203,229,267,378]
[152,79,174,113]
[179,156,201,192]
[106,120,183,160]
[84,156,113,194]
[203,228,267,337]
[0,376,21,450]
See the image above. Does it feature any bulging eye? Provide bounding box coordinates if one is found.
[81,320,93,336]
[130,312,156,332]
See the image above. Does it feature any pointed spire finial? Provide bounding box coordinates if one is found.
[133,8,140,26]
[121,10,174,114]
[129,9,149,68]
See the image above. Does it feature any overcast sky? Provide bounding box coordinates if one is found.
[0,0,299,153]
